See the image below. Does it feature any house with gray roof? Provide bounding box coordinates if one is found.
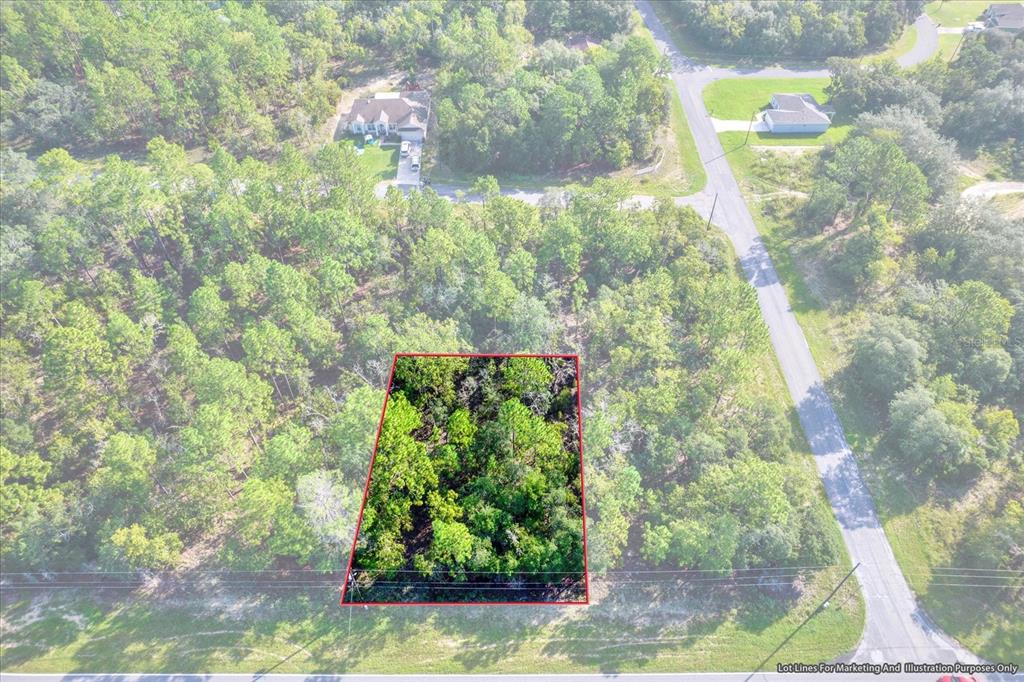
[983,3,1024,31]
[344,92,429,142]
[764,93,835,134]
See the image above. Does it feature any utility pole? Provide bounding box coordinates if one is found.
[706,192,719,230]
[949,29,967,63]
[751,563,861,674]
[818,562,860,611]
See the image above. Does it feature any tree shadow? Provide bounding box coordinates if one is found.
[0,595,88,668]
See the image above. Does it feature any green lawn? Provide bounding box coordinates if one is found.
[703,78,831,121]
[721,142,1024,663]
[0,561,863,673]
[865,23,918,63]
[720,126,851,149]
[357,144,399,181]
[924,0,989,26]
[938,33,965,61]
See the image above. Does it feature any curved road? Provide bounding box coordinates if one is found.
[634,0,979,668]
[961,180,1024,199]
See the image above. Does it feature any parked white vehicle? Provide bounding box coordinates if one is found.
[409,155,421,171]
[400,140,411,157]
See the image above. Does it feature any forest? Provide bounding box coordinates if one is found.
[432,15,668,174]
[663,0,924,57]
[3,0,842,630]
[825,29,1024,175]
[0,0,355,155]
[0,0,652,176]
[345,355,585,603]
[0,127,841,585]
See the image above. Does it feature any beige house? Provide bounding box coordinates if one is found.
[344,92,428,142]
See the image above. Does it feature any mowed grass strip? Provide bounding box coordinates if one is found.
[720,127,851,148]
[1,565,862,673]
[703,78,831,121]
[865,23,918,63]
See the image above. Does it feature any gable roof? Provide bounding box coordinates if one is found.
[766,93,832,125]
[345,93,427,130]
[985,3,1024,29]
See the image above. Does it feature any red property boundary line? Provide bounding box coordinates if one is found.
[339,352,590,606]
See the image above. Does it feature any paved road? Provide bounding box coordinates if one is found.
[961,180,1024,199]
[634,0,978,668]
[4,672,1020,682]
[899,14,940,68]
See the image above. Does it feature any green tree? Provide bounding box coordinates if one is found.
[100,524,182,570]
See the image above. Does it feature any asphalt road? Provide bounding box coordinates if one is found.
[899,14,940,68]
[633,0,979,668]
[3,672,1020,682]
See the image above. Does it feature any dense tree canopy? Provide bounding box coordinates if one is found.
[435,31,668,174]
[0,133,837,585]
[665,0,923,58]
[826,31,1024,175]
[0,0,354,155]
[346,355,584,603]
[798,114,1020,480]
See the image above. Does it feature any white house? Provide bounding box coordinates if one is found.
[763,93,835,134]
[983,3,1024,31]
[344,92,428,142]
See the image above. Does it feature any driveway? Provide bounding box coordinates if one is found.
[634,0,978,667]
[711,114,769,132]
[395,141,422,187]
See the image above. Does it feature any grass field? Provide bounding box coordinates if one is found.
[721,142,1024,663]
[719,125,851,149]
[703,78,831,121]
[938,33,966,61]
[0,562,863,673]
[925,0,989,26]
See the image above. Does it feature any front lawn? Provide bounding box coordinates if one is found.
[925,0,989,26]
[703,78,831,121]
[719,125,850,152]
[938,33,966,60]
[357,143,399,181]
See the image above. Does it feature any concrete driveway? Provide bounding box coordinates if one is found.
[395,141,422,187]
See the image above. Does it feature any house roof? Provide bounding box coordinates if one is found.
[986,3,1024,29]
[345,94,427,130]
[767,93,832,125]
[565,35,600,51]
